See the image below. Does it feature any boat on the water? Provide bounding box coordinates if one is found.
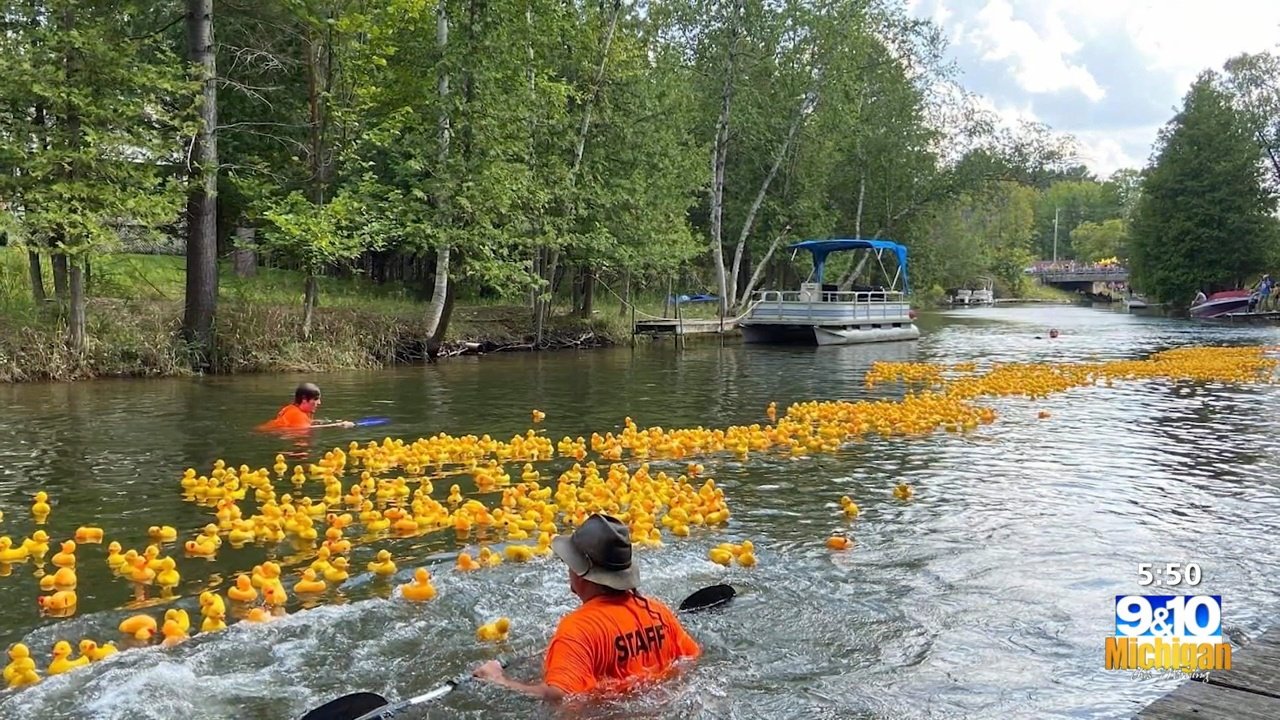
[1190,290,1252,319]
[739,238,920,346]
[947,277,994,306]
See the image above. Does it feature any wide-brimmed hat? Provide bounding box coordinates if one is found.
[552,513,640,591]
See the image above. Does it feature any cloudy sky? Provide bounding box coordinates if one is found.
[907,0,1280,177]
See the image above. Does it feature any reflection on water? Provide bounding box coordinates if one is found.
[2,305,1280,719]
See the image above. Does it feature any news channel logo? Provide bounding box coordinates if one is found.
[1106,595,1232,672]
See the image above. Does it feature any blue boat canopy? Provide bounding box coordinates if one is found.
[788,239,909,290]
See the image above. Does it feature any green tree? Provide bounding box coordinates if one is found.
[1222,51,1280,188]
[1130,72,1280,305]
[0,0,193,351]
[1070,218,1128,262]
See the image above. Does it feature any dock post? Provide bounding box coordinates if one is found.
[677,299,685,351]
[630,300,636,348]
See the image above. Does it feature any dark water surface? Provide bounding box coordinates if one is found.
[2,304,1279,719]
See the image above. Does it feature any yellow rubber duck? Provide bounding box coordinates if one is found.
[200,609,226,633]
[36,590,77,613]
[294,569,327,594]
[23,530,50,559]
[160,620,188,647]
[0,537,29,563]
[447,484,463,505]
[894,483,914,500]
[455,552,480,571]
[708,547,733,566]
[155,557,181,588]
[106,541,127,569]
[148,525,178,543]
[476,617,510,642]
[826,535,853,551]
[48,640,88,675]
[323,557,350,584]
[31,491,51,521]
[39,566,77,591]
[243,607,273,623]
[263,584,288,607]
[164,608,191,634]
[839,495,860,518]
[400,568,437,602]
[503,545,535,563]
[119,614,157,638]
[128,556,155,584]
[51,540,76,568]
[228,574,257,603]
[79,639,117,662]
[478,547,502,568]
[73,526,104,544]
[367,549,397,577]
[4,643,39,688]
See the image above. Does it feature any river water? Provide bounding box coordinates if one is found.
[2,304,1279,720]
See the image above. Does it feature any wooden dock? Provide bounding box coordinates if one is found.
[1212,311,1280,325]
[632,317,737,336]
[1136,627,1280,719]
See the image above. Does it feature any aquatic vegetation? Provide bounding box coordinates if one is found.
[0,344,1275,686]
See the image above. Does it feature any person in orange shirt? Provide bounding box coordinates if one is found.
[257,382,354,431]
[471,513,701,701]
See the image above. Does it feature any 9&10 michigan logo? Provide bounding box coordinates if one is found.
[1106,594,1231,673]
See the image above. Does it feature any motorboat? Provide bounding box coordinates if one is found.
[1189,290,1251,319]
[739,238,920,346]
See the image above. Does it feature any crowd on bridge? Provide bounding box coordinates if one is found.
[1025,258,1126,274]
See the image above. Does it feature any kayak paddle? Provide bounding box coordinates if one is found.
[299,583,736,720]
[353,417,391,427]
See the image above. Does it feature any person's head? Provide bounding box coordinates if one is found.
[552,513,638,601]
[1048,328,1060,339]
[293,382,322,412]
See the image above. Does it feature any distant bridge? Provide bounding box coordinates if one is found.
[1026,265,1129,300]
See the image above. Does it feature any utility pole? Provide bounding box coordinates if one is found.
[1052,207,1060,263]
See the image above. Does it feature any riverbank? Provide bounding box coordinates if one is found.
[0,251,632,382]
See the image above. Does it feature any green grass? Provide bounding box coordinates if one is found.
[0,248,634,382]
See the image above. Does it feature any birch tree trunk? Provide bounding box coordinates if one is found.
[182,0,219,364]
[301,274,317,340]
[424,0,451,339]
[708,0,743,318]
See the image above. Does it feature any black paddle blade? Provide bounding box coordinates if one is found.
[299,691,388,720]
[679,584,736,612]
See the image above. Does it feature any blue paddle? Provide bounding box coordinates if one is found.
[353,417,391,427]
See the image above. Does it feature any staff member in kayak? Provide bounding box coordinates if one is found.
[257,382,354,431]
[471,513,701,701]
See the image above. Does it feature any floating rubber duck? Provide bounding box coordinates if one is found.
[155,557,181,588]
[708,547,733,566]
[164,608,191,634]
[51,540,76,568]
[37,590,77,612]
[39,567,77,592]
[262,584,288,607]
[128,556,155,584]
[200,608,226,633]
[228,574,257,603]
[48,640,88,675]
[4,643,39,688]
[79,639,117,662]
[160,620,188,647]
[531,409,546,423]
[503,545,535,563]
[23,530,50,560]
[323,557,350,584]
[367,549,397,577]
[148,525,178,543]
[119,614,157,639]
[294,569,327,594]
[476,617,510,642]
[447,485,463,505]
[0,537,29,563]
[826,535,853,551]
[73,526,104,544]
[478,547,502,568]
[455,552,480,571]
[839,495,860,518]
[31,491,51,522]
[1038,410,1051,419]
[106,541,127,569]
[400,568,437,602]
[893,483,914,500]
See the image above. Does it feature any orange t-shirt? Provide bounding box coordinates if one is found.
[543,593,701,694]
[257,404,312,431]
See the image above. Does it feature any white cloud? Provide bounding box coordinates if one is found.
[915,0,1280,174]
[965,0,1106,102]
